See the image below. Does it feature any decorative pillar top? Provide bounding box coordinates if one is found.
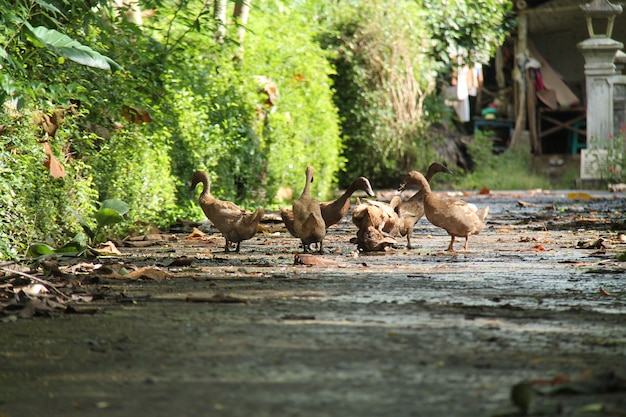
[581,0,623,38]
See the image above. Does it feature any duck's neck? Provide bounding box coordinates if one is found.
[193,171,211,197]
[336,179,360,202]
[414,173,431,194]
[301,168,314,198]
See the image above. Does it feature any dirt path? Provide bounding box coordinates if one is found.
[1,190,626,417]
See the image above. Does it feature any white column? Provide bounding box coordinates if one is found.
[578,37,623,146]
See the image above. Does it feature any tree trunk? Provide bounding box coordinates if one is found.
[113,0,143,25]
[233,0,252,50]
[214,0,227,44]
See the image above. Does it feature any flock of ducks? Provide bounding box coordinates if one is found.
[190,164,489,254]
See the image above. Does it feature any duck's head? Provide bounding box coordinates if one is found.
[398,171,427,192]
[356,177,375,197]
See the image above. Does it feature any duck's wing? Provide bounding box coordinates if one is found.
[280,206,297,237]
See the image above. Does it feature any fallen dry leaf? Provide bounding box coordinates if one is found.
[567,192,592,200]
[124,267,173,280]
[187,228,206,239]
[103,266,173,280]
[123,240,159,248]
[94,241,122,256]
[186,293,250,304]
[167,256,194,267]
[599,287,613,296]
[43,141,66,178]
[294,254,340,266]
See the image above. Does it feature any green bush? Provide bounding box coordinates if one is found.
[456,130,551,190]
[0,111,97,259]
[318,2,438,187]
[243,0,344,202]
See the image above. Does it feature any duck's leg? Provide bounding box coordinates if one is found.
[224,239,232,253]
[463,235,469,251]
[406,232,413,249]
[301,241,311,253]
[317,240,324,255]
[446,235,456,251]
[235,241,241,253]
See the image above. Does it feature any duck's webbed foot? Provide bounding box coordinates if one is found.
[317,241,324,255]
[225,240,240,253]
[446,236,456,252]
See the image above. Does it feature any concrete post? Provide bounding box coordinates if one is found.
[578,37,622,145]
[577,0,623,182]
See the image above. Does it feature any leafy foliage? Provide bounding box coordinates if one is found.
[319,2,439,187]
[421,0,515,67]
[589,129,626,184]
[456,131,551,190]
[0,0,518,259]
[0,112,98,259]
[243,0,344,200]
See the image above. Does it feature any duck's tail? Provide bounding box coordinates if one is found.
[477,206,489,222]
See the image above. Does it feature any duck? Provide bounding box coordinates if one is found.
[351,196,403,251]
[397,162,453,249]
[321,176,375,227]
[292,166,326,253]
[190,170,265,253]
[399,171,489,251]
[354,224,398,252]
[352,196,403,236]
[280,176,375,235]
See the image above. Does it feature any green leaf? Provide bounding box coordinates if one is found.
[27,243,56,257]
[55,241,87,254]
[95,208,124,228]
[67,206,95,238]
[33,0,65,17]
[29,26,122,71]
[100,199,130,216]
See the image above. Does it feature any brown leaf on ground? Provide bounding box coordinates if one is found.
[42,142,66,178]
[167,256,194,267]
[124,267,173,280]
[123,240,159,248]
[104,266,173,280]
[187,228,206,239]
[577,238,609,249]
[186,293,250,304]
[294,254,340,266]
[94,241,122,256]
[599,287,613,296]
[568,192,593,200]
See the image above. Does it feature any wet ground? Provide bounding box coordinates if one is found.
[1,189,626,417]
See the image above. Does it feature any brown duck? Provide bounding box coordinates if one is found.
[190,170,265,253]
[280,176,374,235]
[351,196,403,251]
[352,196,403,236]
[292,166,326,253]
[397,162,453,249]
[399,171,489,251]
